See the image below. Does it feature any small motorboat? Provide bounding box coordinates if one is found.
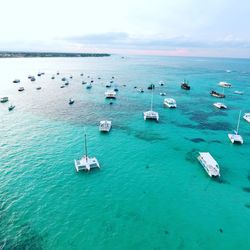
[51,76,55,79]
[138,88,144,93]
[234,91,244,95]
[218,81,232,88]
[86,83,92,89]
[82,81,87,85]
[61,77,67,81]
[8,105,15,111]
[70,75,73,79]
[0,97,9,103]
[80,73,84,76]
[243,113,250,123]
[164,98,177,108]
[213,102,227,109]
[159,81,164,86]
[90,80,94,83]
[106,83,112,88]
[105,90,116,99]
[114,88,119,92]
[181,80,190,90]
[60,85,65,88]
[99,120,112,132]
[36,87,42,90]
[98,77,101,80]
[13,79,20,83]
[18,87,24,92]
[65,81,69,86]
[160,92,166,96]
[69,98,74,105]
[210,90,225,98]
[30,76,36,81]
[110,80,114,83]
[147,84,155,90]
[57,72,60,75]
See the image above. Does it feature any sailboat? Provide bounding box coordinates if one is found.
[74,132,100,172]
[143,89,159,121]
[228,110,243,144]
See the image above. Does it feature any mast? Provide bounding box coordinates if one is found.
[150,88,153,111]
[84,131,88,158]
[236,110,242,134]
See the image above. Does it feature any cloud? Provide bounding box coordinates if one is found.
[65,32,250,50]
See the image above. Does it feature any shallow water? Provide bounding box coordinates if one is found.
[1,55,250,249]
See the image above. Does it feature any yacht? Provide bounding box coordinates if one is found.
[99,120,112,132]
[105,90,116,99]
[69,98,74,105]
[181,80,190,90]
[197,152,220,177]
[213,102,227,109]
[74,132,100,172]
[218,81,232,88]
[144,89,159,121]
[210,90,225,98]
[228,111,243,144]
[243,113,250,123]
[0,97,9,103]
[8,104,15,111]
[164,98,177,108]
[18,87,24,92]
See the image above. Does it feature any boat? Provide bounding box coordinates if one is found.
[181,80,190,90]
[8,104,15,111]
[57,72,60,75]
[218,81,232,88]
[86,83,92,89]
[228,110,243,144]
[82,81,87,85]
[36,87,42,90]
[90,80,94,83]
[30,76,36,81]
[213,102,227,109]
[18,87,24,92]
[51,76,55,80]
[160,92,166,96]
[197,152,220,177]
[164,98,177,108]
[234,91,244,95]
[138,88,144,93]
[106,83,112,88]
[0,97,8,103]
[147,84,155,90]
[80,73,84,76]
[210,90,225,98]
[69,98,74,105]
[143,89,159,121]
[61,77,67,81]
[65,81,69,86]
[60,85,65,88]
[13,79,20,83]
[70,75,73,79]
[37,73,42,77]
[74,132,100,172]
[114,88,119,92]
[99,120,112,132]
[159,81,164,86]
[105,90,116,99]
[243,113,250,123]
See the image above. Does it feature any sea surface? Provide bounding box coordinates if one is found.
[1,55,250,250]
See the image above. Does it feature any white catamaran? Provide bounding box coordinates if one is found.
[74,132,100,172]
[228,110,243,144]
[143,89,159,121]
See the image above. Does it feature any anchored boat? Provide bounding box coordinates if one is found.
[197,152,220,177]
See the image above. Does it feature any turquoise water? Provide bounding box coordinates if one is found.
[1,55,250,249]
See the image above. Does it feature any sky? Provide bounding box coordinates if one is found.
[1,0,250,58]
